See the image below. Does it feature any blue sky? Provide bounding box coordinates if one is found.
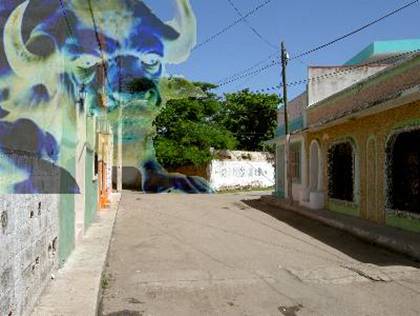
[146,0,420,99]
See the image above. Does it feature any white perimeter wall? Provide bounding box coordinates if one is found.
[209,160,274,191]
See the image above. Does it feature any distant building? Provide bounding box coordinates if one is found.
[273,39,420,232]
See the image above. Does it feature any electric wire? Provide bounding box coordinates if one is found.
[289,0,419,61]
[216,53,277,85]
[225,0,277,50]
[215,0,418,89]
[250,49,420,93]
[193,0,275,51]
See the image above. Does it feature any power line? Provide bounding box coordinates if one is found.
[193,0,275,51]
[289,0,419,60]
[217,59,278,88]
[251,49,420,93]
[216,53,277,85]
[225,0,277,50]
[214,0,418,89]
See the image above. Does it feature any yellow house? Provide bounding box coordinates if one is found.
[274,42,420,233]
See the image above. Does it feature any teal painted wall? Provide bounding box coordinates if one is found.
[84,116,98,230]
[58,151,76,265]
[345,43,375,65]
[345,39,420,65]
[275,144,285,197]
[276,116,304,137]
[58,194,75,265]
[85,149,98,230]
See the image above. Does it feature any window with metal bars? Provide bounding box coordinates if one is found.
[290,142,301,183]
[328,142,354,202]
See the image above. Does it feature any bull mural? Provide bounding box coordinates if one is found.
[0,0,212,193]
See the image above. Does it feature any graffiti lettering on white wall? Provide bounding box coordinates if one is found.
[210,161,275,191]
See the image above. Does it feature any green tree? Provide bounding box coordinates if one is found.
[154,87,236,168]
[159,77,207,101]
[219,89,281,151]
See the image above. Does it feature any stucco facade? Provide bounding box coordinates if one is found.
[305,98,420,230]
[273,42,420,234]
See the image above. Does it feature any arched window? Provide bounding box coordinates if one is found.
[387,129,420,214]
[328,141,354,202]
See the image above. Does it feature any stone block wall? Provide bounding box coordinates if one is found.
[0,195,59,316]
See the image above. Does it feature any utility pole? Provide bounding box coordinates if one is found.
[281,41,293,203]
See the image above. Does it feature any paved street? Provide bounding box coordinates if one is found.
[100,192,420,316]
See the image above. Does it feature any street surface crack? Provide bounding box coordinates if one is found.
[342,264,392,282]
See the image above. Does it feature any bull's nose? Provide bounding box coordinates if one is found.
[144,88,160,106]
[125,78,162,106]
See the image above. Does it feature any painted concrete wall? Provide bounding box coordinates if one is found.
[85,149,98,229]
[0,151,100,315]
[307,65,388,107]
[305,99,420,231]
[0,195,59,316]
[0,103,101,316]
[209,151,274,191]
[276,92,306,136]
[75,114,87,245]
[274,136,307,204]
[345,39,420,65]
[85,117,99,229]
[307,56,420,127]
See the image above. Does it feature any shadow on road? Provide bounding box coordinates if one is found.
[241,198,420,267]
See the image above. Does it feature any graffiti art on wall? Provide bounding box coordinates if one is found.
[210,160,275,191]
[0,0,212,193]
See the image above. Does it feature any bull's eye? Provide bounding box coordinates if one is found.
[141,53,161,72]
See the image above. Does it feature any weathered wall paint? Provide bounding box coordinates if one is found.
[307,55,420,128]
[85,149,98,230]
[327,199,360,217]
[209,151,275,191]
[386,213,420,233]
[84,116,98,229]
[58,195,75,266]
[305,99,420,226]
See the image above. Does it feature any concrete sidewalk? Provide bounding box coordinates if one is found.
[261,195,420,261]
[31,193,121,316]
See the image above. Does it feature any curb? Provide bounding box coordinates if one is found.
[260,195,420,261]
[95,194,121,316]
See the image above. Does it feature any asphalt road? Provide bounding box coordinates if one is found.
[100,191,420,316]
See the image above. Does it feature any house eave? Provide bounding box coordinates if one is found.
[307,84,420,132]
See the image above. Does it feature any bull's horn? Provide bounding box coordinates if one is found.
[164,0,197,64]
[3,0,57,79]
